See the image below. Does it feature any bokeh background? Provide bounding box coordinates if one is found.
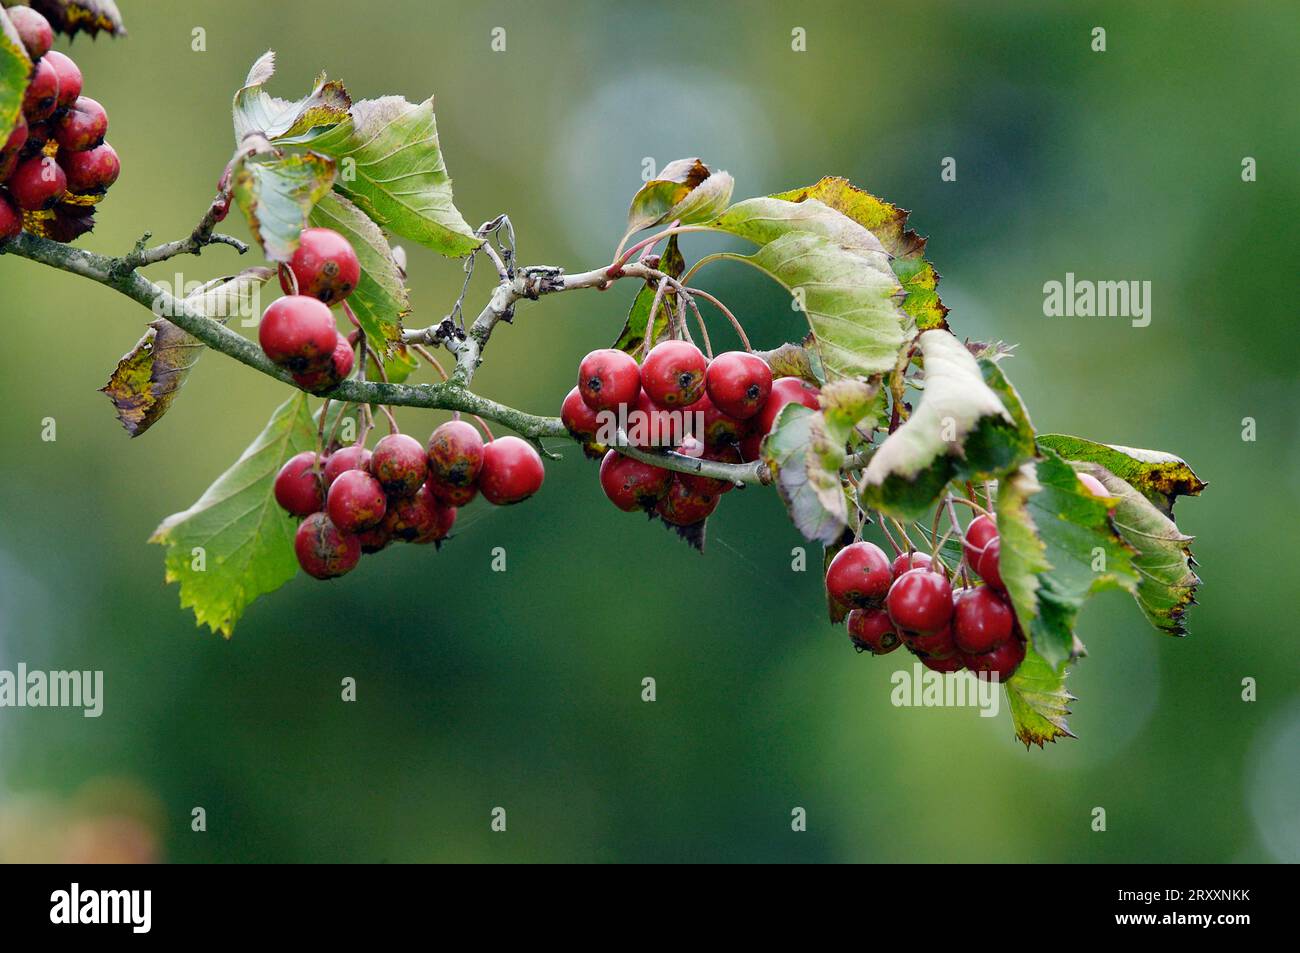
[1,0,1297,863]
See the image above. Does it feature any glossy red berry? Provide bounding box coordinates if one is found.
[919,652,965,673]
[19,118,51,158]
[9,7,53,60]
[891,551,933,577]
[599,450,671,511]
[426,474,477,508]
[962,514,998,570]
[677,435,740,496]
[370,433,428,499]
[560,386,607,458]
[886,569,954,634]
[279,228,360,305]
[826,541,894,608]
[629,390,680,447]
[322,445,371,487]
[384,485,455,544]
[427,420,484,491]
[963,637,1026,681]
[327,468,387,532]
[656,475,719,526]
[976,538,1005,592]
[690,391,750,449]
[54,96,107,152]
[57,140,119,195]
[0,114,27,181]
[42,51,81,108]
[953,586,1014,655]
[294,513,361,579]
[273,450,325,517]
[904,620,958,658]
[258,295,337,372]
[292,332,353,392]
[705,351,773,419]
[479,436,545,505]
[0,191,20,241]
[1077,471,1109,498]
[354,524,392,555]
[754,376,821,437]
[578,348,641,412]
[22,58,60,120]
[7,155,64,210]
[640,340,707,408]
[847,608,900,655]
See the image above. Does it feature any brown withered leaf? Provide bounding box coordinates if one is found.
[30,0,126,38]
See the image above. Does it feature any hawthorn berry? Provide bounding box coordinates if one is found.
[0,114,27,181]
[825,541,894,608]
[19,118,51,158]
[599,449,671,511]
[738,429,764,463]
[847,608,900,655]
[918,652,964,673]
[58,141,119,195]
[427,420,484,491]
[560,386,606,458]
[1076,471,1109,498]
[292,332,353,392]
[384,485,455,543]
[54,96,107,152]
[327,468,388,532]
[370,433,428,498]
[962,513,998,570]
[975,538,1005,592]
[9,7,53,61]
[754,376,821,438]
[426,474,478,508]
[641,340,707,407]
[677,435,740,496]
[963,636,1026,681]
[42,51,82,108]
[0,191,20,241]
[904,618,959,658]
[705,351,773,419]
[886,569,954,634]
[578,348,641,412]
[630,390,679,447]
[354,524,392,555]
[479,436,545,505]
[273,451,325,517]
[7,155,65,210]
[656,475,719,526]
[294,512,361,579]
[322,445,372,487]
[891,551,933,577]
[690,392,750,449]
[952,586,1014,655]
[22,58,60,120]
[258,295,338,372]
[279,228,361,305]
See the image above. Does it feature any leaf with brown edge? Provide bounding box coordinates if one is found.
[755,336,825,386]
[624,158,733,236]
[772,176,949,331]
[231,51,351,145]
[611,234,684,355]
[29,0,125,38]
[1005,644,1077,748]
[100,269,274,437]
[1037,434,1206,517]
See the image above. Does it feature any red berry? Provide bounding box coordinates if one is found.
[677,435,740,496]
[322,445,372,487]
[58,142,120,195]
[19,118,51,158]
[0,191,20,241]
[0,114,27,181]
[42,51,81,108]
[427,420,484,490]
[258,295,337,372]
[886,569,954,634]
[354,524,392,555]
[294,513,361,579]
[22,58,60,120]
[629,390,681,448]
[327,468,387,532]
[9,7,53,60]
[370,433,428,499]
[578,348,641,412]
[292,332,353,392]
[825,541,894,609]
[976,538,1005,592]
[919,652,965,673]
[952,586,1014,654]
[384,485,455,543]
[1077,471,1109,498]
[962,514,998,570]
[738,429,764,462]
[963,637,1026,681]
[656,475,719,526]
[640,340,707,408]
[426,474,477,507]
[753,376,820,437]
[479,436,544,505]
[7,155,64,210]
[54,96,107,152]
[891,551,933,577]
[705,350,773,420]
[279,227,360,305]
[688,391,750,449]
[847,608,900,655]
[599,449,671,511]
[903,620,958,659]
[560,386,607,458]
[273,450,325,517]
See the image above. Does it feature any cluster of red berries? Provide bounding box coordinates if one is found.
[830,513,1027,681]
[275,423,544,579]
[561,339,821,526]
[0,6,120,243]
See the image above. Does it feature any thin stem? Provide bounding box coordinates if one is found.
[643,277,670,360]
[689,286,751,351]
[608,225,711,276]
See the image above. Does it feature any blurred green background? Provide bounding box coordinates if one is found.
[1,0,1297,863]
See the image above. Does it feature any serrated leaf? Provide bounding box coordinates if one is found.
[1078,463,1201,636]
[992,464,1050,643]
[150,394,319,638]
[231,51,351,145]
[100,269,273,437]
[1036,434,1206,517]
[29,0,125,38]
[611,234,684,355]
[772,177,949,331]
[1005,644,1076,747]
[0,9,31,147]
[296,96,480,257]
[755,338,825,386]
[762,403,848,545]
[860,330,1035,520]
[713,196,894,277]
[231,152,336,262]
[625,158,734,235]
[308,189,408,353]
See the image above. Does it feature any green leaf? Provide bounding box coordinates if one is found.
[761,403,849,545]
[625,158,734,235]
[714,196,895,276]
[27,0,126,38]
[1077,463,1202,636]
[150,394,319,638]
[296,96,480,258]
[308,190,409,353]
[231,152,337,262]
[231,51,351,145]
[996,449,1140,669]
[0,9,31,147]
[100,269,274,437]
[860,330,1035,520]
[1036,434,1206,517]
[818,377,882,445]
[611,235,684,355]
[1005,644,1077,747]
[772,177,949,331]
